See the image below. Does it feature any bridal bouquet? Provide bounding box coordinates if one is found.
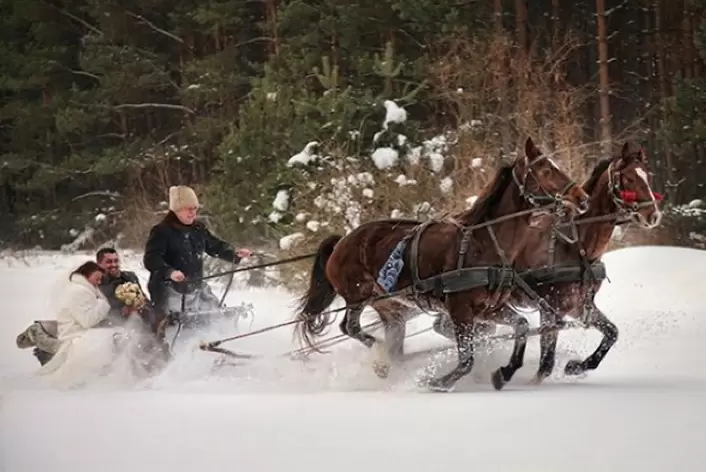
[114,282,147,310]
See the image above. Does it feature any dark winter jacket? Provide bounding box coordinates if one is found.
[143,211,241,311]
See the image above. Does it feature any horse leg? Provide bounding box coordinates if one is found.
[369,299,409,358]
[426,321,474,392]
[425,295,477,393]
[530,307,560,384]
[565,302,618,376]
[432,312,456,340]
[363,300,407,379]
[490,306,530,390]
[340,305,376,349]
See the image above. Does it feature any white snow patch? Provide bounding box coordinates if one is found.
[471,157,483,168]
[287,142,319,167]
[383,100,407,129]
[371,147,398,170]
[348,172,375,188]
[413,202,431,215]
[362,188,374,199]
[268,211,283,223]
[305,221,320,232]
[419,134,451,173]
[272,190,289,212]
[428,153,445,173]
[465,195,478,208]
[394,174,405,185]
[439,177,453,195]
[60,227,95,252]
[279,232,305,250]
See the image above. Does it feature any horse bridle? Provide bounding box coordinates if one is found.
[512,154,579,212]
[607,160,663,216]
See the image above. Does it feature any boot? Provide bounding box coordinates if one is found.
[33,348,54,366]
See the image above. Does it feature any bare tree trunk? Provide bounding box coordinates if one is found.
[596,0,613,155]
[515,0,527,53]
[495,0,511,159]
[642,0,660,187]
[682,0,694,79]
[655,0,677,200]
[265,0,280,57]
[552,0,561,45]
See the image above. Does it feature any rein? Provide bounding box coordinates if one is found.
[202,155,584,357]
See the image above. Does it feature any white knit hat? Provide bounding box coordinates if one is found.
[168,185,199,212]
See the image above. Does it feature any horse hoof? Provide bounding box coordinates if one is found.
[372,360,390,379]
[426,378,454,393]
[529,375,544,385]
[491,369,506,390]
[564,360,586,376]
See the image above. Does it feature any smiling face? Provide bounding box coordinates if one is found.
[518,137,590,216]
[97,251,121,278]
[175,205,198,225]
[610,144,663,229]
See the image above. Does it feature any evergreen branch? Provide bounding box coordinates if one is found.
[156,132,180,146]
[125,11,184,44]
[112,103,195,113]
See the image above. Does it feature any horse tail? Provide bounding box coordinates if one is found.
[294,234,342,350]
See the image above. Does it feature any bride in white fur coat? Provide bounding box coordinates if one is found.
[38,261,122,389]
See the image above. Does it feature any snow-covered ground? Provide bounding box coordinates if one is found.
[1,245,705,471]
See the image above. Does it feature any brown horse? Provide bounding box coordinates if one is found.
[294,137,591,392]
[501,143,664,383]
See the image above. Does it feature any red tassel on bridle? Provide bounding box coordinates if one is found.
[619,190,664,203]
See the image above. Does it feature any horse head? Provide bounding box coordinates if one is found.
[607,143,663,229]
[512,137,590,218]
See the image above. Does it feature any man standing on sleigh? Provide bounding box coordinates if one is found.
[143,185,252,332]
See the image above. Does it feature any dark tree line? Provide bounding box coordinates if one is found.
[0,0,704,248]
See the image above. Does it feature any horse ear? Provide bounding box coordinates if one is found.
[525,137,540,162]
[612,142,628,165]
[638,146,648,163]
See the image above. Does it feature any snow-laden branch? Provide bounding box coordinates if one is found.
[125,11,184,44]
[605,0,629,17]
[113,103,195,113]
[71,191,122,202]
[43,2,104,37]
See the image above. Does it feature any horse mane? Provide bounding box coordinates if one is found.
[461,163,515,226]
[582,158,612,194]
